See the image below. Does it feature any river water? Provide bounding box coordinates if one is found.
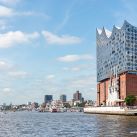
[0,111,137,137]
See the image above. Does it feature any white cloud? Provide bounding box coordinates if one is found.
[0,31,39,48]
[46,74,55,80]
[57,54,93,62]
[8,71,29,78]
[0,5,14,17]
[42,30,81,45]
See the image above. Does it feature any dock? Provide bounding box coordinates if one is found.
[84,106,137,116]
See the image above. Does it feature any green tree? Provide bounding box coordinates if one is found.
[63,103,71,108]
[125,95,136,106]
[77,102,86,107]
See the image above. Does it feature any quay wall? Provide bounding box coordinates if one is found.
[84,107,137,116]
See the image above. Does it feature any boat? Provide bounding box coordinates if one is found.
[50,107,57,113]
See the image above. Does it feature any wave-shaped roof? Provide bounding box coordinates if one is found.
[96,20,134,39]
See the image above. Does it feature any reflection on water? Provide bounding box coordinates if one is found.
[0,112,136,137]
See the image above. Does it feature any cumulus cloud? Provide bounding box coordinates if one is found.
[0,31,39,48]
[57,54,93,62]
[0,5,14,17]
[42,30,81,45]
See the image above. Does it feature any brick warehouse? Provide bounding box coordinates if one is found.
[96,21,137,106]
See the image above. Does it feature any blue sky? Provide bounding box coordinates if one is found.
[0,0,137,104]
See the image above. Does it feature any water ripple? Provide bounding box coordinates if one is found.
[0,112,136,137]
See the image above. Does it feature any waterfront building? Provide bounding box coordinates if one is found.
[96,20,137,106]
[31,102,39,108]
[44,95,53,104]
[50,100,64,112]
[67,100,74,107]
[60,94,67,102]
[73,91,82,101]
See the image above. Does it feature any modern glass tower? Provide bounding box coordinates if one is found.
[44,95,53,103]
[60,94,67,102]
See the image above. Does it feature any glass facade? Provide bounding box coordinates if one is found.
[97,20,137,82]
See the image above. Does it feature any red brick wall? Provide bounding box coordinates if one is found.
[97,73,137,106]
[100,82,105,105]
[126,73,137,96]
[97,79,109,106]
[97,84,100,106]
[105,80,109,100]
[120,74,126,100]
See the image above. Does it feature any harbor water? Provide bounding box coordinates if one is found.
[0,111,137,137]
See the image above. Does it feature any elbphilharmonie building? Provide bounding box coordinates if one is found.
[96,21,137,106]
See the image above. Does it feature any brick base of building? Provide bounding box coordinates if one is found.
[97,73,137,106]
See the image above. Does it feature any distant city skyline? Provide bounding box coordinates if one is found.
[0,0,137,104]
